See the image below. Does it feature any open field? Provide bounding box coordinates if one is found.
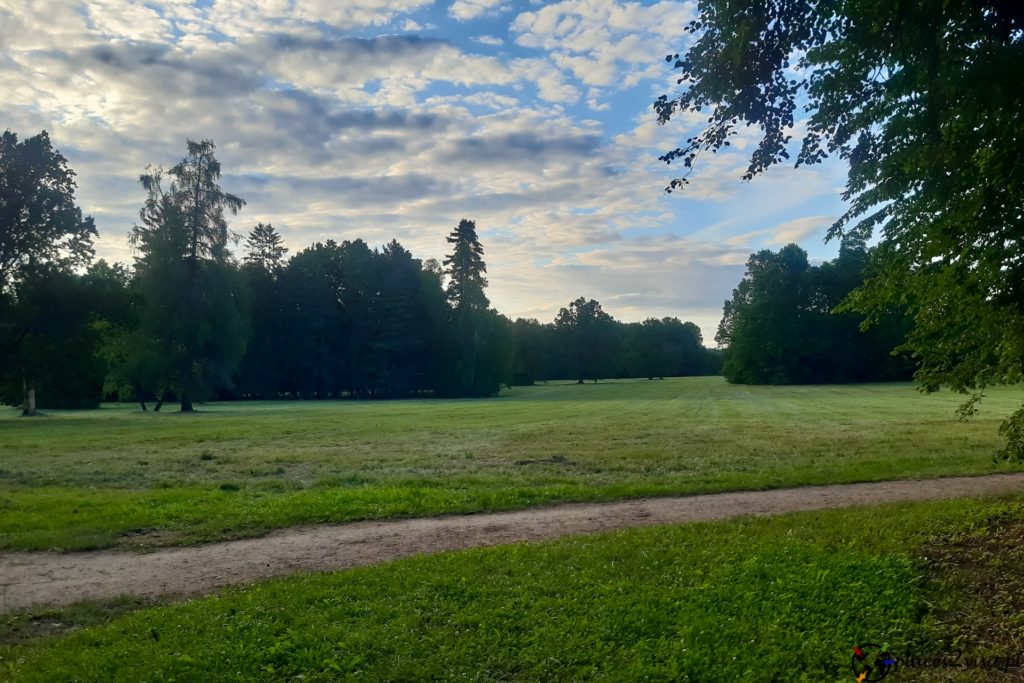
[1,378,1022,551]
[3,496,1023,681]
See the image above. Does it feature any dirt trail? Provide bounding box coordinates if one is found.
[3,473,1024,614]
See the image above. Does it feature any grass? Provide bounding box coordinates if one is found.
[0,377,1022,550]
[3,496,1023,682]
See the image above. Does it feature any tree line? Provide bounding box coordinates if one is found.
[1,133,721,412]
[716,241,913,385]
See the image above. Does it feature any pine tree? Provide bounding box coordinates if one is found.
[443,219,488,312]
[440,219,506,396]
[244,223,288,273]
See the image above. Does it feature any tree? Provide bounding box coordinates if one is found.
[441,219,505,396]
[554,297,618,384]
[627,317,707,380]
[129,139,248,412]
[1,266,104,412]
[510,317,558,385]
[656,1,1024,457]
[0,130,96,292]
[716,243,912,385]
[0,130,96,414]
[244,222,288,273]
[716,245,814,384]
[443,219,489,312]
[236,223,289,398]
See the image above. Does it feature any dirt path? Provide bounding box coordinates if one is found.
[3,473,1024,614]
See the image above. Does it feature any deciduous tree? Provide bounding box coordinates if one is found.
[554,297,618,384]
[0,130,96,414]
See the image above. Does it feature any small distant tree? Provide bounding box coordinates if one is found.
[129,139,249,412]
[244,222,288,273]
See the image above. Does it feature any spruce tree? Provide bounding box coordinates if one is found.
[443,219,488,312]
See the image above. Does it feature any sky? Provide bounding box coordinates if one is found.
[0,0,852,343]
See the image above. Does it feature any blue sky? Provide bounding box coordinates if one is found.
[0,0,851,342]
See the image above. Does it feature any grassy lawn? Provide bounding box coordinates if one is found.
[0,378,1021,551]
[3,496,1023,682]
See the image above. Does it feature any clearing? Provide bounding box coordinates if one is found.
[1,378,1022,551]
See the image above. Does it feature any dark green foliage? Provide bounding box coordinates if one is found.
[656,1,1024,452]
[264,238,452,399]
[716,242,911,384]
[439,219,507,397]
[0,267,104,409]
[509,317,557,385]
[443,218,488,313]
[625,317,710,379]
[243,222,287,273]
[129,140,248,411]
[0,130,96,293]
[0,131,97,412]
[236,224,288,398]
[554,297,619,383]
[510,304,718,386]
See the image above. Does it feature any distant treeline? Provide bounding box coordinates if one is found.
[716,241,914,384]
[2,227,721,409]
[0,135,721,410]
[3,133,911,412]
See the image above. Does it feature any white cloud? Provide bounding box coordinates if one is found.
[473,34,505,46]
[204,0,435,35]
[449,0,507,21]
[512,1,696,110]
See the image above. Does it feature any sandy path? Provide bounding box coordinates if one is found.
[3,473,1024,614]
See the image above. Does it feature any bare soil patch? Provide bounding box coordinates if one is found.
[2,473,1023,615]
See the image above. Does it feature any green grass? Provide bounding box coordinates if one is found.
[3,496,1022,682]
[1,378,1021,550]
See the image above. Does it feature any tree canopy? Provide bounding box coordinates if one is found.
[0,130,98,414]
[443,219,489,313]
[0,130,724,410]
[0,130,96,293]
[716,242,911,384]
[656,0,1024,457]
[130,139,248,412]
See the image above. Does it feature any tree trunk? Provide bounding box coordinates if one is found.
[21,381,37,416]
[134,382,148,411]
[180,393,194,412]
[154,394,164,412]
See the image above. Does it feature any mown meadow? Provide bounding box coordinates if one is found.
[1,377,1022,551]
[4,496,1024,681]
